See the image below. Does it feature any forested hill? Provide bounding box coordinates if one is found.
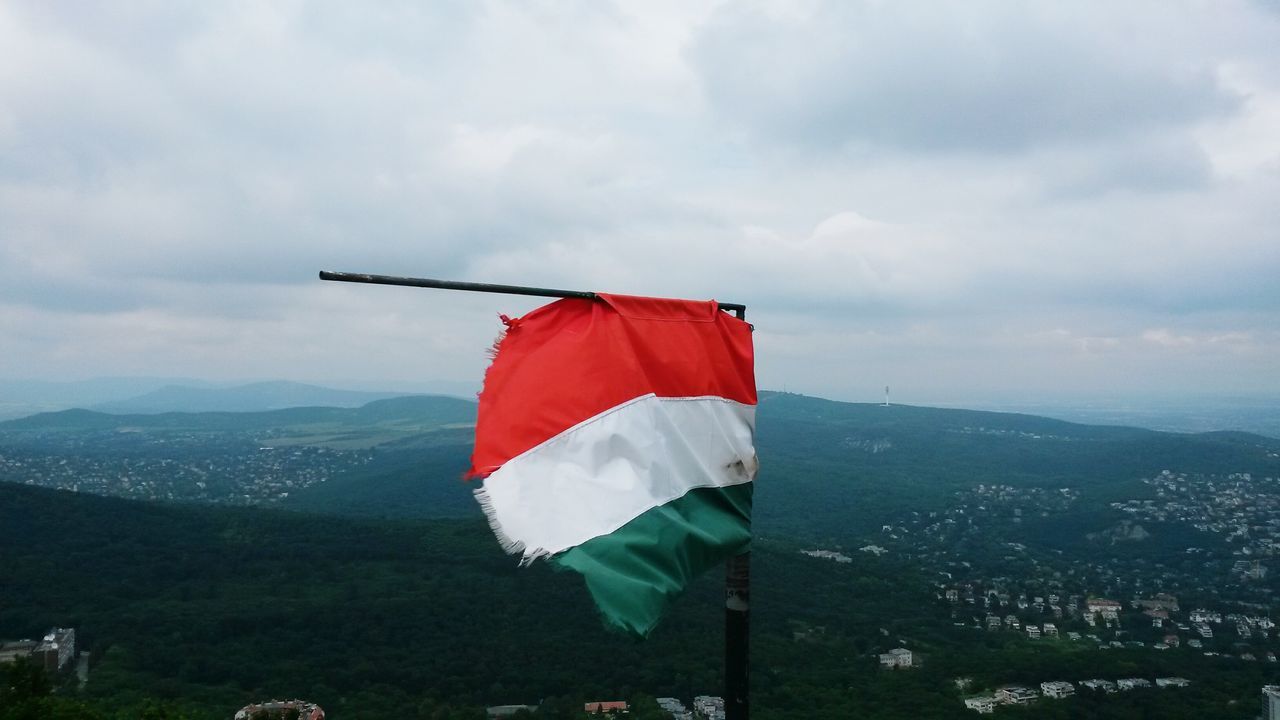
[6,467,1279,719]
[0,482,955,720]
[290,392,1280,537]
[3,392,1277,541]
[753,392,1280,539]
[5,395,1280,718]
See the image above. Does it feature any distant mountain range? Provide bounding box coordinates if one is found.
[3,377,1274,438]
[8,390,1275,543]
[90,381,407,414]
[0,376,213,420]
[0,378,476,420]
[1,393,477,434]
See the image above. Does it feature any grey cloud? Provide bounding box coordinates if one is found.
[689,2,1241,153]
[0,2,1277,400]
[1035,135,1214,199]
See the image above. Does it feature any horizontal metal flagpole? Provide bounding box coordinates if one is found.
[318,271,747,318]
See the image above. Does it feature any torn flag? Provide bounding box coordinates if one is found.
[469,292,757,637]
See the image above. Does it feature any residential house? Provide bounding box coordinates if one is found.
[1080,679,1117,693]
[879,648,913,669]
[1040,681,1074,699]
[963,696,996,714]
[487,706,539,718]
[995,686,1038,705]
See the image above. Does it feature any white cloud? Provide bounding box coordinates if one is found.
[0,0,1276,401]
[688,1,1252,153]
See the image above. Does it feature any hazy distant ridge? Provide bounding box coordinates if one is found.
[90,380,406,414]
[0,394,477,432]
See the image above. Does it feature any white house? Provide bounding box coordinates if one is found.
[1040,681,1075,699]
[879,648,913,669]
[1080,679,1117,693]
[995,686,1038,705]
[963,696,996,714]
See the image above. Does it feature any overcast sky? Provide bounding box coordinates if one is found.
[2,1,1277,404]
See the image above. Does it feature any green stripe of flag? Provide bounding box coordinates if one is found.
[551,483,752,637]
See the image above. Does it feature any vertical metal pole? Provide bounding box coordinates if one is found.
[725,552,750,720]
[725,303,749,720]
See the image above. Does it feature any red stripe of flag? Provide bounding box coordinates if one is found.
[467,293,756,479]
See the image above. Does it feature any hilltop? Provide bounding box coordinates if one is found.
[90,380,412,414]
[2,391,1277,539]
[0,393,476,438]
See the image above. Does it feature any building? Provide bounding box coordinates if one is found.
[995,686,1037,705]
[486,705,538,718]
[1265,686,1280,720]
[1042,623,1058,637]
[33,628,75,673]
[656,698,691,719]
[1190,609,1221,624]
[584,701,628,715]
[1040,681,1075,698]
[879,648,913,669]
[0,628,75,674]
[1087,598,1123,615]
[1156,678,1190,688]
[1080,679,1117,693]
[692,695,724,720]
[963,696,996,714]
[1117,678,1151,690]
[234,700,324,720]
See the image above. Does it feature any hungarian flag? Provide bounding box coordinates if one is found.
[468,293,757,637]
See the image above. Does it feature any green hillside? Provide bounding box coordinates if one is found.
[4,391,1277,543]
[5,391,1280,719]
[753,392,1280,540]
[5,480,1279,719]
[0,483,959,720]
[0,395,476,446]
[271,393,1280,543]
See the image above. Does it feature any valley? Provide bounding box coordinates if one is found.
[3,392,1280,718]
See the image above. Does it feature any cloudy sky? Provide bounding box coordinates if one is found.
[2,1,1277,404]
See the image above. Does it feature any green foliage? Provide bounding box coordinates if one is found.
[3,393,1280,718]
